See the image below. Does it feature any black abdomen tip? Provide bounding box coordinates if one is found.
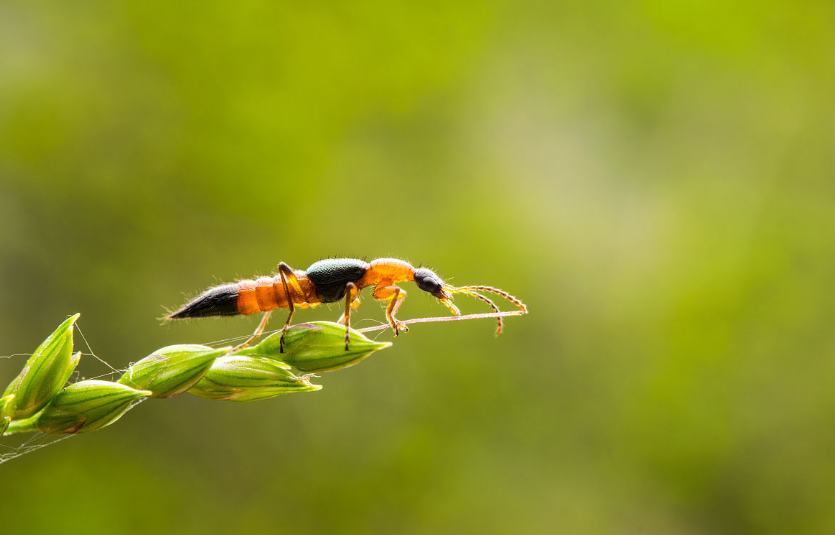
[167,284,240,319]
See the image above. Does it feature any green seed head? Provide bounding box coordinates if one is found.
[118,344,230,398]
[238,321,392,373]
[0,394,14,417]
[35,380,151,434]
[3,314,82,419]
[189,355,321,402]
[0,394,14,435]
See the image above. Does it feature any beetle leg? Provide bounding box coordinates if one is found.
[373,282,409,336]
[337,287,361,324]
[276,262,307,299]
[232,310,272,351]
[336,282,359,350]
[277,265,297,353]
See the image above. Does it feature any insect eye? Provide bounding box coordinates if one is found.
[415,268,443,293]
[419,277,440,293]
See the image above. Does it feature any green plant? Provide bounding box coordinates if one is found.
[2,315,390,436]
[1,310,523,440]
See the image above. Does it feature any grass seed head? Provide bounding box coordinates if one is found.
[118,344,231,398]
[35,380,151,434]
[189,355,321,402]
[0,394,14,435]
[239,321,392,373]
[3,314,81,419]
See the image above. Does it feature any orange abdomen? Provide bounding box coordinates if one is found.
[236,274,319,315]
[236,277,286,315]
[167,273,319,320]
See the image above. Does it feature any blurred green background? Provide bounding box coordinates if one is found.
[1,1,834,533]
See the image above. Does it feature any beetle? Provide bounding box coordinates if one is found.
[167,258,526,352]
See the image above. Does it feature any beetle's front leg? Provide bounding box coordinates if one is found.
[373,282,409,336]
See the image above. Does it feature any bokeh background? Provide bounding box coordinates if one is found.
[1,1,834,533]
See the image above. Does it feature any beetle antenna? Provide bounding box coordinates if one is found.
[459,289,503,335]
[452,285,528,314]
[444,285,522,335]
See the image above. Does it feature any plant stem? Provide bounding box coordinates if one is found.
[355,311,525,334]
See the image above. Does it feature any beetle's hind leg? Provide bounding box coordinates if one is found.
[277,262,304,353]
[232,310,273,352]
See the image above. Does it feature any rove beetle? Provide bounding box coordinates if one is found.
[167,258,527,352]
